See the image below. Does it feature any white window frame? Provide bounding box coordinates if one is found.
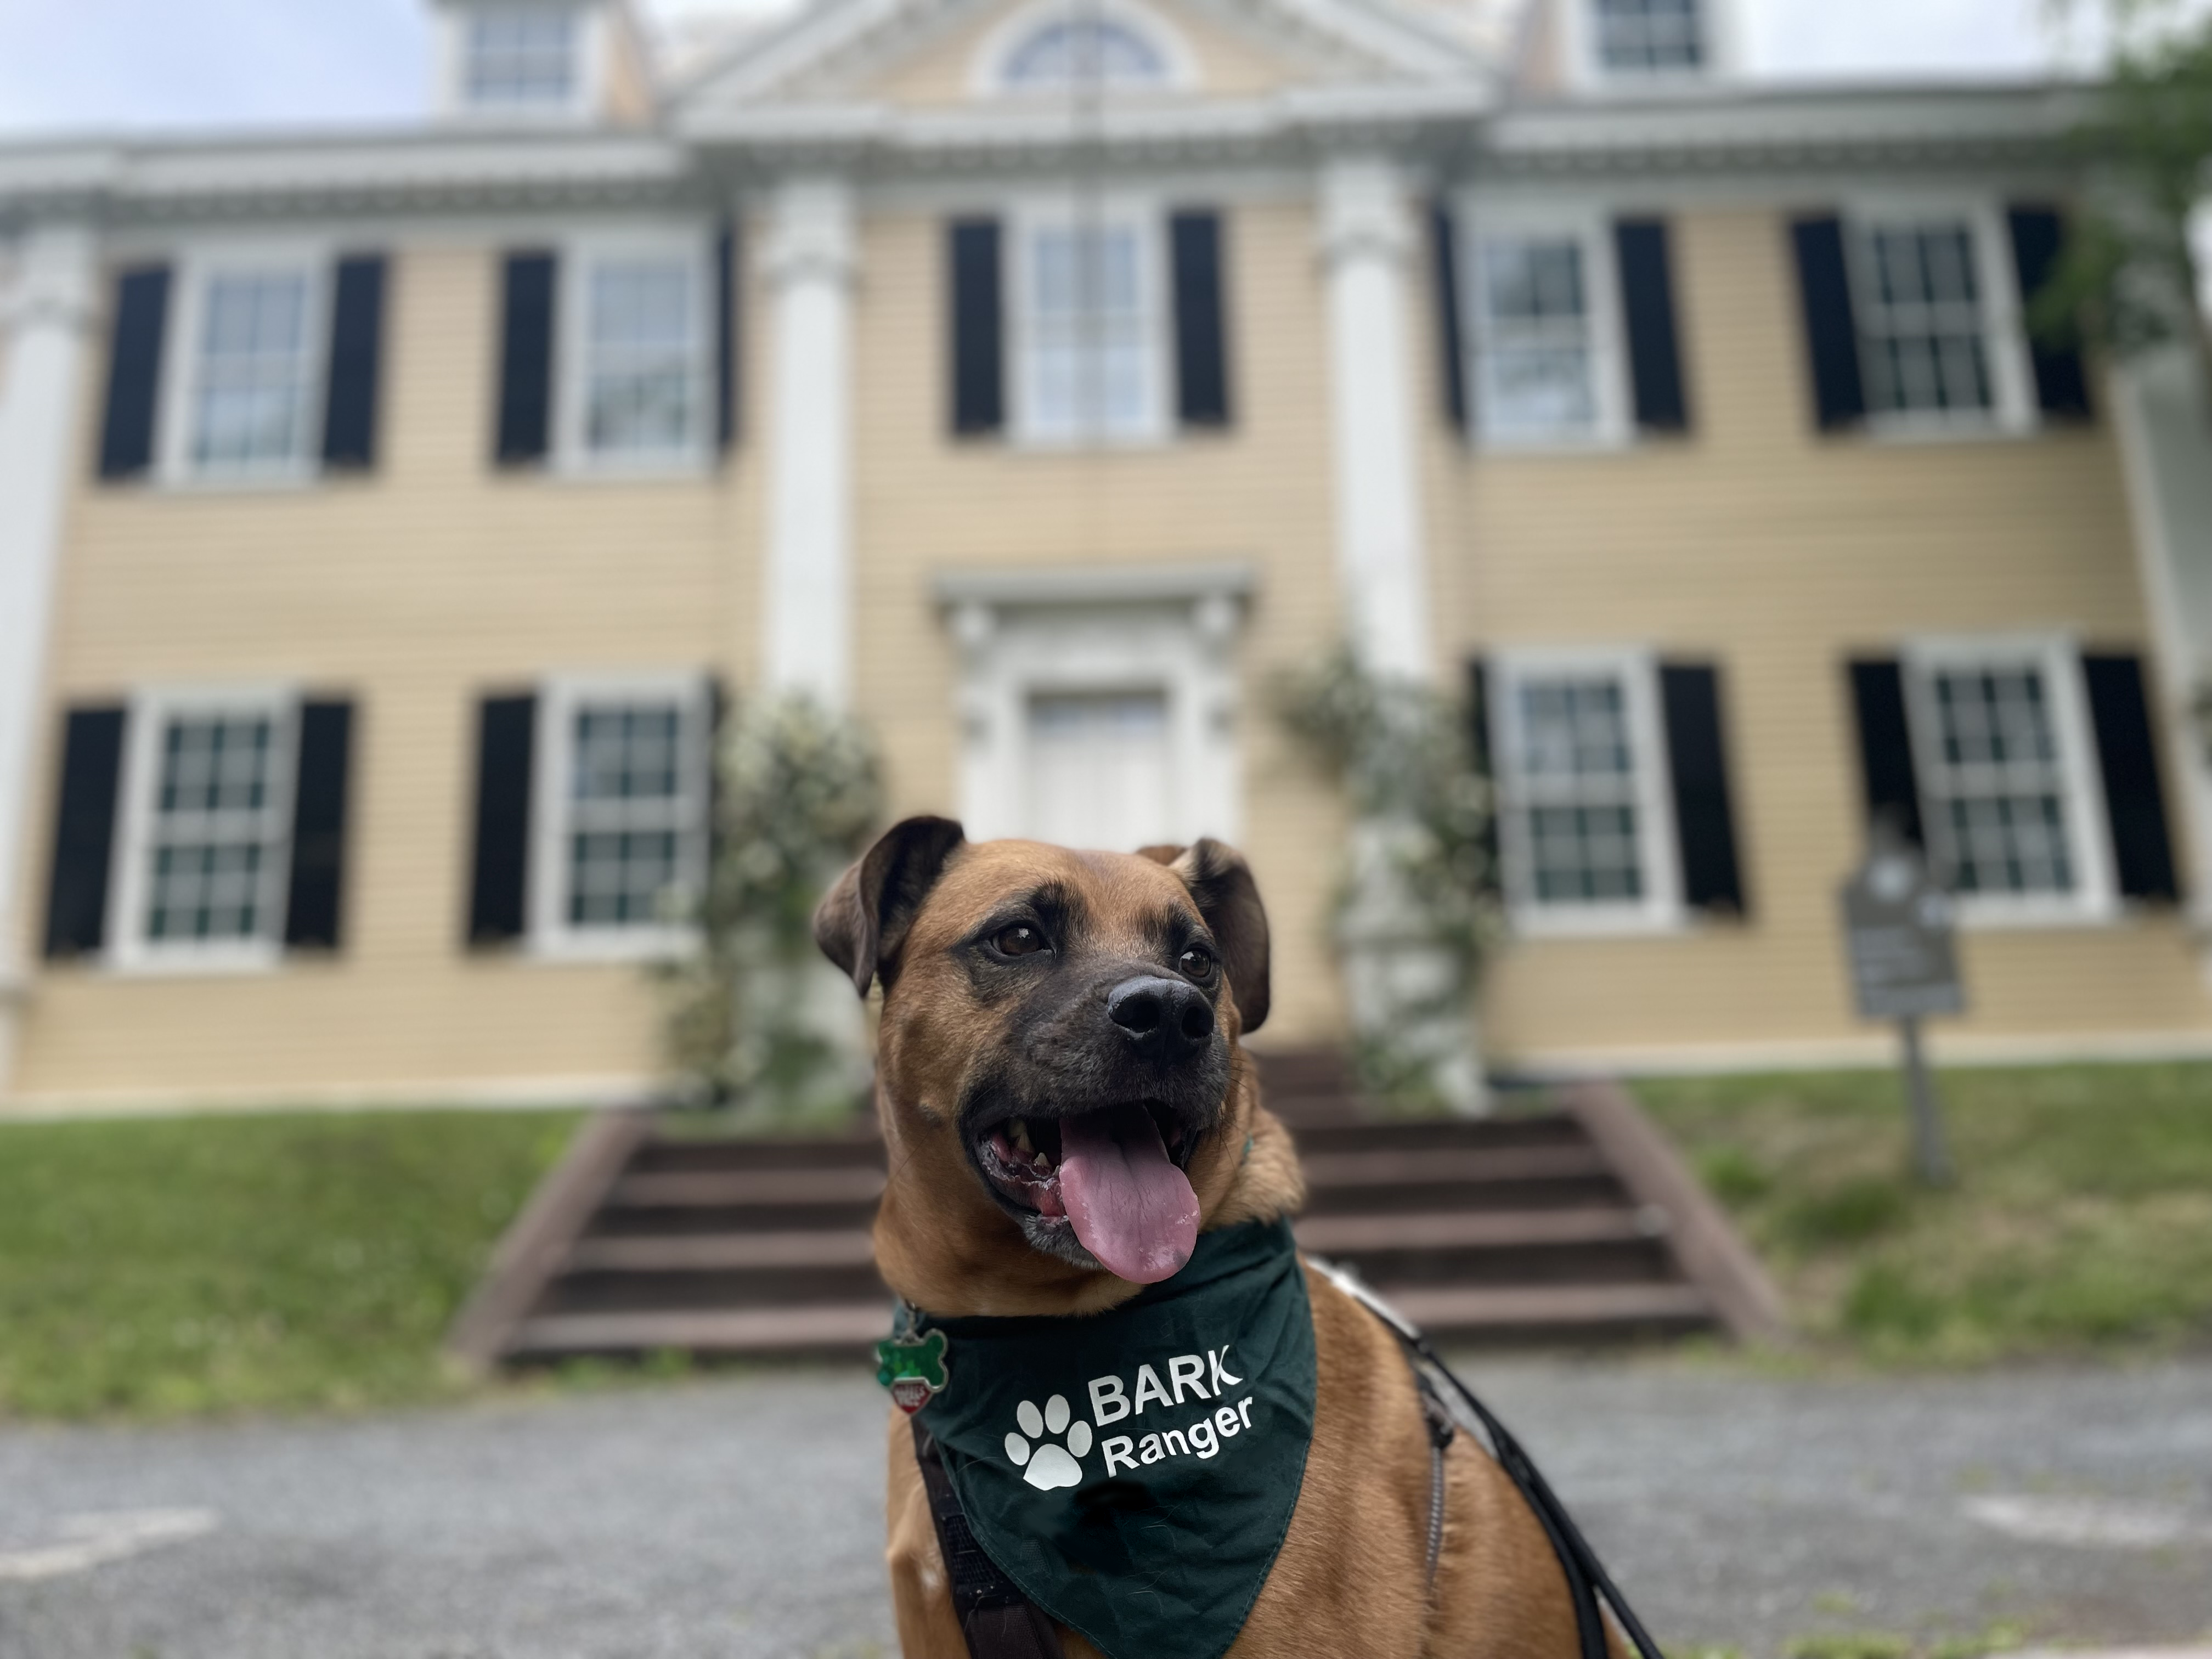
[528,670,712,961]
[1458,204,1633,453]
[1900,634,2118,928]
[553,228,716,477]
[1844,196,2038,441]
[107,684,301,974]
[972,0,1195,97]
[1560,0,1739,87]
[157,242,333,487]
[437,2,605,122]
[1008,197,1172,449]
[1490,647,1684,936]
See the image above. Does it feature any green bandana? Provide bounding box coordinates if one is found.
[890,1218,1316,1659]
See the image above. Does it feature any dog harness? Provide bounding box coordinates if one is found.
[885,1218,1316,1659]
[884,1229,1668,1659]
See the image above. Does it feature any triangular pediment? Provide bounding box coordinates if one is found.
[673,0,1493,115]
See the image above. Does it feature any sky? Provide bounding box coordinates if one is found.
[0,0,2104,137]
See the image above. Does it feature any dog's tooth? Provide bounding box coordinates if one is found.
[1009,1119,1033,1154]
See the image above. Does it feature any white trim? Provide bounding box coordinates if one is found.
[1455,198,1633,452]
[552,224,716,477]
[1494,1022,2212,1081]
[1842,194,2038,441]
[526,669,710,962]
[1489,645,1685,938]
[941,567,1248,849]
[106,684,301,975]
[155,240,334,488]
[1005,193,1172,449]
[1899,633,2119,928]
[970,0,1199,98]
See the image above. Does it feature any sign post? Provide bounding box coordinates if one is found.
[1839,835,1965,1187]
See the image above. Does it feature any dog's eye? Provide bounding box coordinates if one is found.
[993,924,1047,958]
[1178,945,1217,982]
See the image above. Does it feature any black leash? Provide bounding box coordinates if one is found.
[1307,1256,1668,1659]
[912,1419,1066,1659]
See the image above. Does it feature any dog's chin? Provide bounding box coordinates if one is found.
[1017,1212,1104,1270]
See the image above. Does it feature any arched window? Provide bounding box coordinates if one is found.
[1001,17,1170,89]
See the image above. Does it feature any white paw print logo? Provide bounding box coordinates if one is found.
[1003,1395,1092,1491]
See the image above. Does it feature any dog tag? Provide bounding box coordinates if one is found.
[876,1329,950,1414]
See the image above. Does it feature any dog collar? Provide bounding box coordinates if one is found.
[884,1218,1317,1659]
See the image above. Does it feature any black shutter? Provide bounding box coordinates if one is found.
[1466,658,1502,900]
[494,252,557,467]
[97,265,171,481]
[283,700,355,950]
[1659,663,1746,916]
[321,255,387,471]
[706,676,729,868]
[467,694,537,946]
[2007,205,2094,421]
[715,223,738,452]
[42,707,127,960]
[949,219,1005,437]
[1790,216,1866,432]
[2082,653,2180,903]
[1171,210,1232,429]
[1847,659,1925,849]
[1430,201,1469,435]
[1616,219,1690,435]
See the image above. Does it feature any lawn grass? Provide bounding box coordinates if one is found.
[0,1109,579,1419]
[1635,1063,2212,1365]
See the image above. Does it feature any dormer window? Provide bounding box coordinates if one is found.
[465,7,580,109]
[1590,0,1705,75]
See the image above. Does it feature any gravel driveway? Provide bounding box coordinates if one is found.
[2,1356,2209,1658]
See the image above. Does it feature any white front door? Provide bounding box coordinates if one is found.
[1024,689,1173,853]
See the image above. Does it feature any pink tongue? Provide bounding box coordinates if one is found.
[1058,1104,1201,1284]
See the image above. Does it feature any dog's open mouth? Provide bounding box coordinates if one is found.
[973,1102,1203,1284]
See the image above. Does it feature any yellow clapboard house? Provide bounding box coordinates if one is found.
[0,0,2208,1111]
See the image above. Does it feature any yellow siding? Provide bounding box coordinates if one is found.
[1448,207,2212,1065]
[13,243,764,1106]
[844,200,1354,1044]
[863,0,1313,106]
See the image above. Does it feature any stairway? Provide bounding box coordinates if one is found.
[448,1054,1778,1368]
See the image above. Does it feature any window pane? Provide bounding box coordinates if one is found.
[1477,237,1598,437]
[1003,20,1167,87]
[1858,222,1994,417]
[468,8,577,106]
[192,271,313,470]
[1920,664,2077,896]
[1023,224,1154,441]
[143,711,284,945]
[586,260,698,456]
[1593,0,1705,72]
[1509,674,1648,908]
[565,699,697,929]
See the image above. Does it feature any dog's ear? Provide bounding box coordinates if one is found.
[814,817,967,998]
[1166,839,1271,1034]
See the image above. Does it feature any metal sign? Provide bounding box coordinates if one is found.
[1839,845,1965,1022]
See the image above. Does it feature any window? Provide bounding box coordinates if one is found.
[1003,19,1169,88]
[1466,221,1626,445]
[466,8,579,109]
[1015,216,1164,444]
[1492,652,1680,931]
[1591,0,1705,74]
[1855,219,1995,421]
[1902,640,2114,920]
[187,268,320,473]
[581,257,703,459]
[532,677,709,953]
[112,691,298,967]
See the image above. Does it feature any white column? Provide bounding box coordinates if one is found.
[2111,344,2212,985]
[1320,156,1431,682]
[761,176,857,709]
[0,223,98,1095]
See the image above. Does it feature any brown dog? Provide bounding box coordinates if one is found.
[816,819,1590,1658]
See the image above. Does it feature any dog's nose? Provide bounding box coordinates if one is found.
[1105,975,1215,1059]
